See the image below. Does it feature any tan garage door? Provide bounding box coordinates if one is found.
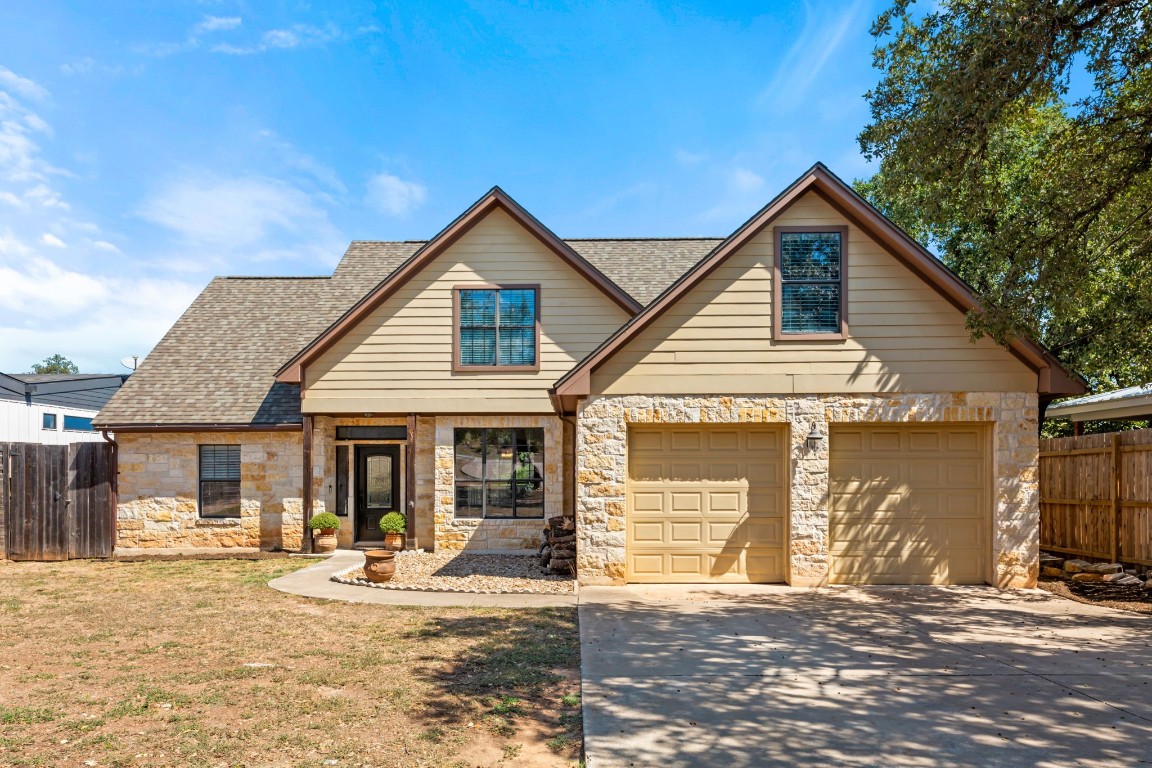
[626,425,786,583]
[830,425,989,585]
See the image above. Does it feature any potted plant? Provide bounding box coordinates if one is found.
[379,512,407,551]
[308,512,341,554]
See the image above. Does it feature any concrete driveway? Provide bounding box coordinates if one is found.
[579,585,1152,767]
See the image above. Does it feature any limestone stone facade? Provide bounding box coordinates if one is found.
[434,414,563,552]
[575,393,1039,588]
[116,431,307,550]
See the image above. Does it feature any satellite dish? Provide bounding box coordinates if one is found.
[120,355,141,371]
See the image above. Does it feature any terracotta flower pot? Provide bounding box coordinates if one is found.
[383,532,405,552]
[313,529,338,554]
[363,549,397,583]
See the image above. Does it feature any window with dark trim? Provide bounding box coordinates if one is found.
[454,286,539,370]
[62,415,94,432]
[453,428,544,518]
[42,413,57,430]
[199,445,241,518]
[775,227,846,338]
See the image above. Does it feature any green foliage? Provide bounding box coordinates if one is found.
[490,696,524,717]
[378,512,407,534]
[859,0,1152,392]
[30,354,79,374]
[307,512,341,531]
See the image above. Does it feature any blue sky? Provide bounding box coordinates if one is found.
[0,0,886,373]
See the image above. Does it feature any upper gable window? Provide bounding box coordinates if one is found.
[454,286,539,371]
[774,226,847,339]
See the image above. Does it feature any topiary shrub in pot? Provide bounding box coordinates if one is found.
[308,512,342,554]
[379,512,407,552]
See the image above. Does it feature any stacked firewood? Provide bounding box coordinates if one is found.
[539,515,576,575]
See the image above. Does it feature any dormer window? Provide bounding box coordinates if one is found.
[773,226,847,339]
[454,285,540,371]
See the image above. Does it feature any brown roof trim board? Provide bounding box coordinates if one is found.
[551,162,1085,411]
[275,187,644,385]
[103,423,304,433]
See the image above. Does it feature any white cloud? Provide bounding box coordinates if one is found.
[139,174,329,245]
[194,16,242,33]
[729,167,764,193]
[756,0,868,112]
[210,23,340,55]
[0,66,212,372]
[0,66,49,103]
[674,149,709,167]
[366,172,427,217]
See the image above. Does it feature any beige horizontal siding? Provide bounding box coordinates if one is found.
[304,208,632,413]
[592,192,1036,395]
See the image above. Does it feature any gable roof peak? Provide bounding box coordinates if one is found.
[551,162,1084,403]
[274,184,644,384]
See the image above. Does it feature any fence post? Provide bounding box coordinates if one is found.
[1111,432,1122,564]
[0,444,7,560]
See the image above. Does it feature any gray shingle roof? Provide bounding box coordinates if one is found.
[95,238,720,427]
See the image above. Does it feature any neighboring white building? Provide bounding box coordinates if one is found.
[0,373,127,444]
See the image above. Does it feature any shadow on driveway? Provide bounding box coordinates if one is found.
[579,585,1152,767]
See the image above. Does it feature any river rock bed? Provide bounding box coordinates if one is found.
[332,551,575,594]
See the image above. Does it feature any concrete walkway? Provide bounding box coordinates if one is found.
[578,584,1152,768]
[268,549,577,608]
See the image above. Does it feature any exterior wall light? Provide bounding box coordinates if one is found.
[806,425,824,451]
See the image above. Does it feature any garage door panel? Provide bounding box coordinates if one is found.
[708,431,741,451]
[746,520,783,546]
[631,492,664,512]
[670,492,702,513]
[830,424,988,586]
[630,521,665,544]
[706,491,741,513]
[746,430,783,453]
[946,463,981,486]
[670,431,702,451]
[628,425,786,584]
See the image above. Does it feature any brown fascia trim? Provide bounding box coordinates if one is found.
[553,162,1086,399]
[96,423,304,433]
[274,187,643,385]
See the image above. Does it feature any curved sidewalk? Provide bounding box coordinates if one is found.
[268,549,579,608]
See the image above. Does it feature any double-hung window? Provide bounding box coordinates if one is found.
[455,286,539,371]
[453,428,545,518]
[774,226,847,339]
[199,445,241,518]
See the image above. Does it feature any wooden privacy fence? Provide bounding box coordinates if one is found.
[0,442,116,561]
[1040,428,1152,567]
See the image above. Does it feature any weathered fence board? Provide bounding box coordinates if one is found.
[2,442,116,561]
[1040,428,1152,567]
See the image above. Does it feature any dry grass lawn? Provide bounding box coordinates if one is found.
[0,557,582,767]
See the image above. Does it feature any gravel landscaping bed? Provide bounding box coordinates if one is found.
[333,551,575,594]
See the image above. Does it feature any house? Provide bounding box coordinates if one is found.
[1045,383,1152,434]
[94,163,1084,586]
[1,373,127,444]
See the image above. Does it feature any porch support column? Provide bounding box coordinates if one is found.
[302,414,313,553]
[406,413,417,549]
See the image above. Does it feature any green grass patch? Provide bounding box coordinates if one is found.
[0,705,57,724]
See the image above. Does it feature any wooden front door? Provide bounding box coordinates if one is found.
[355,445,401,542]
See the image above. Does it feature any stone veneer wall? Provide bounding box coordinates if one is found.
[576,393,1039,588]
[116,431,307,550]
[434,415,564,551]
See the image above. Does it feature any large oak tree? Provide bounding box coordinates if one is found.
[858,0,1152,391]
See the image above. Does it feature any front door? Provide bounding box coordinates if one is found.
[355,445,401,542]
